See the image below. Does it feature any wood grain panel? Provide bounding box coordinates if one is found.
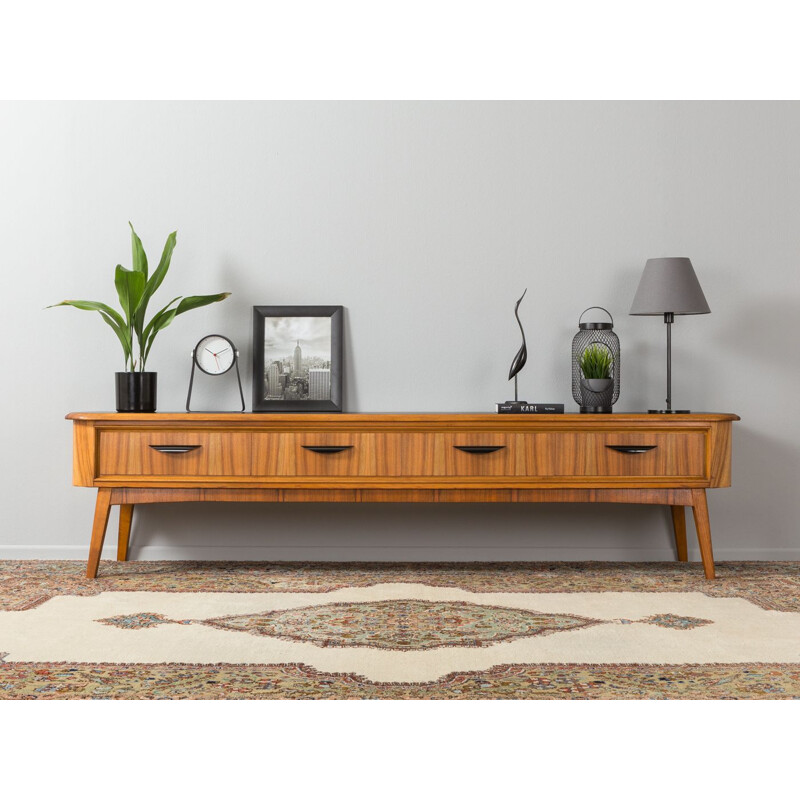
[280,489,359,502]
[374,433,439,476]
[68,412,741,424]
[515,488,694,505]
[109,486,697,505]
[439,433,518,477]
[72,421,96,486]
[251,433,292,475]
[289,433,377,477]
[208,432,251,475]
[360,489,437,502]
[114,488,279,504]
[522,433,595,476]
[436,489,514,502]
[594,432,706,478]
[521,431,706,478]
[97,431,251,477]
[708,420,733,487]
[376,433,517,477]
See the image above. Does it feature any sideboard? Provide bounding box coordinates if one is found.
[67,412,738,579]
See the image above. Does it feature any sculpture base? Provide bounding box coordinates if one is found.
[648,409,690,414]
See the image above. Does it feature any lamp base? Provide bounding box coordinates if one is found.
[648,409,690,414]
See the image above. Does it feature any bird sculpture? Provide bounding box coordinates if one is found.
[508,288,528,403]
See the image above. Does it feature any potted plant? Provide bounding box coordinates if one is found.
[579,343,614,408]
[49,223,230,412]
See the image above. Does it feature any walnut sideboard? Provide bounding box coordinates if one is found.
[67,412,739,579]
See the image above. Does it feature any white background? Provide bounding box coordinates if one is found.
[1,1,796,795]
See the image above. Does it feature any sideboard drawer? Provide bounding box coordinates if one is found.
[521,431,707,479]
[373,433,517,476]
[251,432,518,478]
[438,433,518,477]
[252,433,377,477]
[593,432,706,478]
[293,433,377,476]
[97,431,252,477]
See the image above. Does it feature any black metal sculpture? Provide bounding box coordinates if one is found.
[508,288,528,403]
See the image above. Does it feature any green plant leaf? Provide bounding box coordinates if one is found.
[141,296,181,344]
[49,225,228,372]
[142,308,179,365]
[114,266,145,328]
[47,299,126,328]
[141,292,230,367]
[100,312,133,370]
[48,299,133,369]
[134,230,177,343]
[129,222,148,279]
[173,292,231,316]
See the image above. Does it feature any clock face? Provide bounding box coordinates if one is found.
[194,335,236,375]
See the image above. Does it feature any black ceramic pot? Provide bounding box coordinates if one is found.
[116,372,157,412]
[579,377,613,413]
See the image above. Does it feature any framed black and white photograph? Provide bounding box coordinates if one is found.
[252,305,343,412]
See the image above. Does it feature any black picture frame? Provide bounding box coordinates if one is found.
[252,305,343,412]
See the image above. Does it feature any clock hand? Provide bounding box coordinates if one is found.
[217,347,230,355]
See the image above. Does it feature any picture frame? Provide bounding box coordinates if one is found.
[252,305,343,412]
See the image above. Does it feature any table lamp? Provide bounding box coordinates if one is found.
[629,257,710,413]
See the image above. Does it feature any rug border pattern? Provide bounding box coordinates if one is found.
[1,660,798,700]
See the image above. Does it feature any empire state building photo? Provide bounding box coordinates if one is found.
[261,316,333,402]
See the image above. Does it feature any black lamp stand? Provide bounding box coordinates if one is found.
[649,312,689,414]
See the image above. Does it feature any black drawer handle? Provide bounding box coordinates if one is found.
[454,445,506,455]
[606,445,657,454]
[149,445,202,454]
[302,445,354,454]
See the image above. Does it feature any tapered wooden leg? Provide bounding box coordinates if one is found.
[690,489,716,580]
[117,504,134,562]
[670,505,688,562]
[87,488,113,579]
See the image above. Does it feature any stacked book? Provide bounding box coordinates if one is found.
[496,403,564,414]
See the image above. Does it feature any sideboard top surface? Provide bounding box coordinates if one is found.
[67,412,740,423]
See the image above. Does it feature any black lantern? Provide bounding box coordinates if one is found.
[571,307,620,413]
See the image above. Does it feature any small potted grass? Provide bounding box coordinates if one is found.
[579,343,614,408]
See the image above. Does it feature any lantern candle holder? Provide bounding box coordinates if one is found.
[571,306,620,413]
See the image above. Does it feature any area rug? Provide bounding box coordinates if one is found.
[1,560,799,699]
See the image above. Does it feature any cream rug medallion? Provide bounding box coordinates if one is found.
[1,561,799,699]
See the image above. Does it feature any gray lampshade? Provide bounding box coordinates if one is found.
[630,257,711,315]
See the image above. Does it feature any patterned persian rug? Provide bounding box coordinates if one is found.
[1,560,799,699]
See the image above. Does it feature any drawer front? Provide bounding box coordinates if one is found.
[252,433,377,477]
[593,432,707,478]
[376,433,517,476]
[521,431,707,479]
[438,433,517,477]
[97,431,252,477]
[522,433,594,476]
[252,432,517,478]
[95,426,706,483]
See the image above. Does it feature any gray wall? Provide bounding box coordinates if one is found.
[2,101,798,561]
